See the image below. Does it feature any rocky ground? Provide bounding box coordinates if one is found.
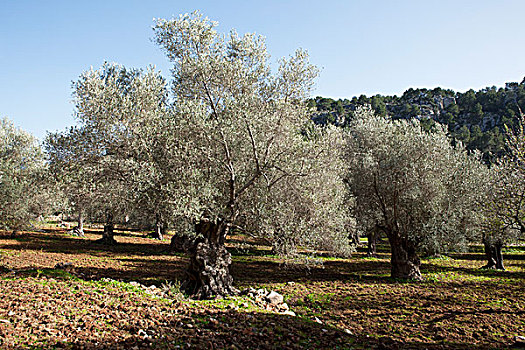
[0,228,524,349]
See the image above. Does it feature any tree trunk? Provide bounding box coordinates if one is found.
[388,234,422,280]
[482,240,505,270]
[97,211,116,245]
[182,220,238,299]
[75,211,85,237]
[151,214,164,240]
[494,243,504,270]
[348,230,360,247]
[367,229,378,257]
[170,233,194,253]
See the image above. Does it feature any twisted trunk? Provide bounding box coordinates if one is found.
[77,211,84,236]
[182,220,238,299]
[97,211,116,245]
[482,239,505,270]
[388,233,422,280]
[151,213,165,240]
[367,227,379,257]
[70,211,86,237]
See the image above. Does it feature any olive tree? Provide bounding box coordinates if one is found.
[46,64,170,244]
[482,113,525,269]
[0,118,46,234]
[344,108,489,280]
[46,127,97,237]
[153,12,350,297]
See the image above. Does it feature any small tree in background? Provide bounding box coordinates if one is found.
[46,65,170,244]
[247,125,352,259]
[344,108,490,280]
[46,127,97,237]
[0,118,47,234]
[482,112,525,269]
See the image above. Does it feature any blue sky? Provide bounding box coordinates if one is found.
[1,0,525,139]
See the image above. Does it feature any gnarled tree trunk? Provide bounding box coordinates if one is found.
[70,211,86,237]
[348,230,360,247]
[77,211,84,235]
[97,211,116,245]
[150,213,165,240]
[482,239,505,270]
[388,234,422,280]
[182,220,238,299]
[367,226,380,257]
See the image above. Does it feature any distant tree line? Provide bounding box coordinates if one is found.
[309,78,525,163]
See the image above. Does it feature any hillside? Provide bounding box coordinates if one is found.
[310,77,525,163]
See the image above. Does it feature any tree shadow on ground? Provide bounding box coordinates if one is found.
[18,307,487,350]
[230,258,391,285]
[0,231,171,256]
[451,252,525,261]
[279,276,522,350]
[72,260,187,285]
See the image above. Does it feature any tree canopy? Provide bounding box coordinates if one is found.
[0,118,46,232]
[344,108,490,279]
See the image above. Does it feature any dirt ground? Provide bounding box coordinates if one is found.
[0,229,524,349]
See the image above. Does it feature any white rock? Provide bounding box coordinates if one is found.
[515,336,525,343]
[266,291,284,305]
[257,288,267,296]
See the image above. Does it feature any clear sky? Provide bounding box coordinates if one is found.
[1,0,525,139]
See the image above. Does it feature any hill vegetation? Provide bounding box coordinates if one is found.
[310,78,525,163]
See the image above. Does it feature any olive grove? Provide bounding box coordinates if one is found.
[37,11,521,296]
[46,66,170,244]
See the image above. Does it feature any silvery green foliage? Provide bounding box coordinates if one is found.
[0,118,46,230]
[248,124,353,257]
[345,107,490,257]
[483,112,525,244]
[482,161,523,245]
[154,12,351,255]
[46,127,98,222]
[47,64,174,226]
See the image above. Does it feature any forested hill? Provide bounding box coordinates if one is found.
[309,77,525,162]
